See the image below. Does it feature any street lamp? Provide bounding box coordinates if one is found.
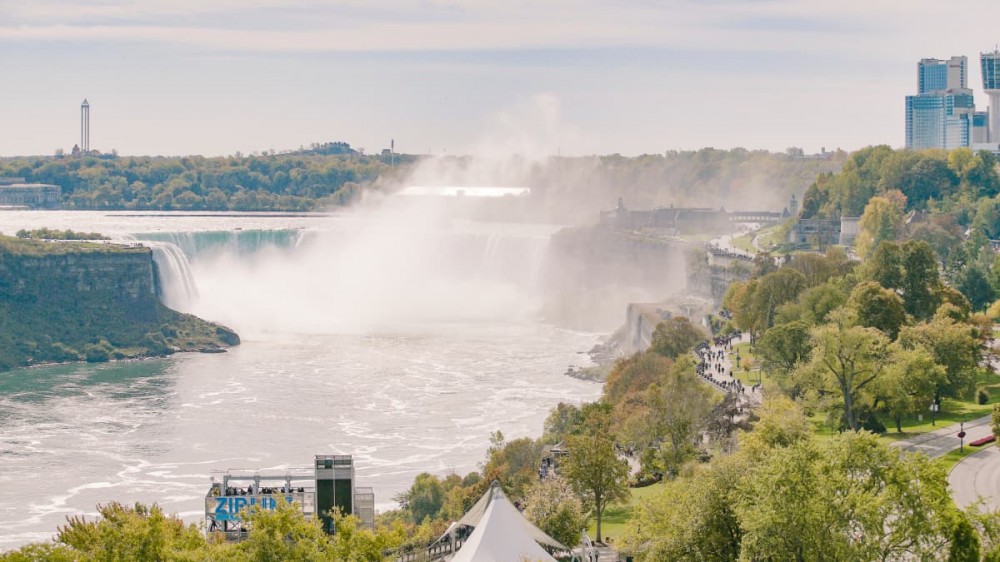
[930,401,940,426]
[959,422,967,453]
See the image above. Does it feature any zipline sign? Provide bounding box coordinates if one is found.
[205,492,315,522]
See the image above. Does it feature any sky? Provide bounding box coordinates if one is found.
[3,0,1000,157]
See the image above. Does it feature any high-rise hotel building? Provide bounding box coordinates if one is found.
[905,56,982,150]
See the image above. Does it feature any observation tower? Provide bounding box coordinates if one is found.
[80,99,90,153]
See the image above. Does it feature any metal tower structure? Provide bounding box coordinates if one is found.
[981,51,1000,142]
[80,99,90,153]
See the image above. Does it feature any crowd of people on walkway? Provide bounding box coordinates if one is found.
[693,330,762,398]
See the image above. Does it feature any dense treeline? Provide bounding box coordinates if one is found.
[623,397,997,561]
[795,146,1000,313]
[0,144,406,211]
[0,146,843,217]
[801,146,1000,219]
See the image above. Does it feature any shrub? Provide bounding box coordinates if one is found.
[979,388,991,405]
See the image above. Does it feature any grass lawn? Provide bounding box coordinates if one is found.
[585,482,664,542]
[797,368,1000,443]
[730,233,755,253]
[937,445,984,472]
[757,225,787,249]
[877,368,1000,441]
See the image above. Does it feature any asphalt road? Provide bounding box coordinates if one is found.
[891,415,992,458]
[950,446,1000,510]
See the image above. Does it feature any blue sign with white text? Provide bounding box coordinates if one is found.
[213,495,291,521]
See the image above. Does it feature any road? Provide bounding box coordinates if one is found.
[890,415,1000,511]
[891,415,992,458]
[950,447,1000,510]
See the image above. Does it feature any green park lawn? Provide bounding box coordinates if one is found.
[801,367,1000,443]
[585,482,664,542]
[730,233,755,253]
[937,445,984,472]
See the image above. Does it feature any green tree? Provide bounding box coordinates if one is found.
[875,344,946,432]
[800,309,888,431]
[856,194,905,259]
[958,265,996,312]
[623,455,746,562]
[50,502,211,561]
[649,316,705,359]
[992,404,1000,451]
[234,499,337,562]
[757,320,811,378]
[848,280,908,339]
[395,472,445,524]
[562,434,630,542]
[898,313,980,400]
[901,240,944,320]
[523,475,588,548]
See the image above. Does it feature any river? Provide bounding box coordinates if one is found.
[0,210,603,550]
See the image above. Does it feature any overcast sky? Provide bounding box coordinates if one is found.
[3,0,1000,157]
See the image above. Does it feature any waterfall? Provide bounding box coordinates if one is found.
[133,229,304,263]
[148,242,199,311]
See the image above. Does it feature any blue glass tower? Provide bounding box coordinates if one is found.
[906,56,974,149]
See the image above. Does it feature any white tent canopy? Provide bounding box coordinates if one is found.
[449,482,566,562]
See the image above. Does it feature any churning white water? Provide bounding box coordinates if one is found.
[0,210,603,550]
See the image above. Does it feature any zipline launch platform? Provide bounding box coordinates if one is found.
[205,454,374,540]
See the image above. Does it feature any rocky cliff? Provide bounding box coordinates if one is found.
[0,236,239,370]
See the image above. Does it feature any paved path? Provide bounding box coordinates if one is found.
[950,446,1000,511]
[891,416,1000,511]
[891,415,992,458]
[699,333,763,406]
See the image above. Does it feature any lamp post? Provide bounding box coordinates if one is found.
[930,401,940,426]
[959,422,967,453]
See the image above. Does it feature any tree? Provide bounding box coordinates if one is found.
[562,434,630,542]
[603,351,674,407]
[749,268,808,334]
[848,280,908,339]
[875,344,946,432]
[861,240,904,291]
[958,266,996,312]
[738,432,957,561]
[757,320,811,378]
[992,404,1000,451]
[791,282,848,326]
[623,455,746,562]
[395,473,445,524]
[800,309,888,431]
[523,475,588,548]
[234,499,337,562]
[901,240,944,320]
[898,313,980,400]
[55,502,215,561]
[856,195,905,259]
[649,316,705,359]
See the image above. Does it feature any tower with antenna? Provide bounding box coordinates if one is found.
[80,99,90,153]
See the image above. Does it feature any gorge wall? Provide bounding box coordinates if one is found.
[0,237,238,370]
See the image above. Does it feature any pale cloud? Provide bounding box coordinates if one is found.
[0,0,881,53]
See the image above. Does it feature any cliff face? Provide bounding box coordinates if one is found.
[542,226,690,330]
[0,237,239,370]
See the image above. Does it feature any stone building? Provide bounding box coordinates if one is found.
[0,178,62,209]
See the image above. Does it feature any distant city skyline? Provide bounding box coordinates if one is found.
[3,1,1000,157]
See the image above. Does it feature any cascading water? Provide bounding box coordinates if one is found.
[148,242,199,311]
[134,229,305,263]
[142,221,558,337]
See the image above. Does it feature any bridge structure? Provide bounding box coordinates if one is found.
[727,210,786,223]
